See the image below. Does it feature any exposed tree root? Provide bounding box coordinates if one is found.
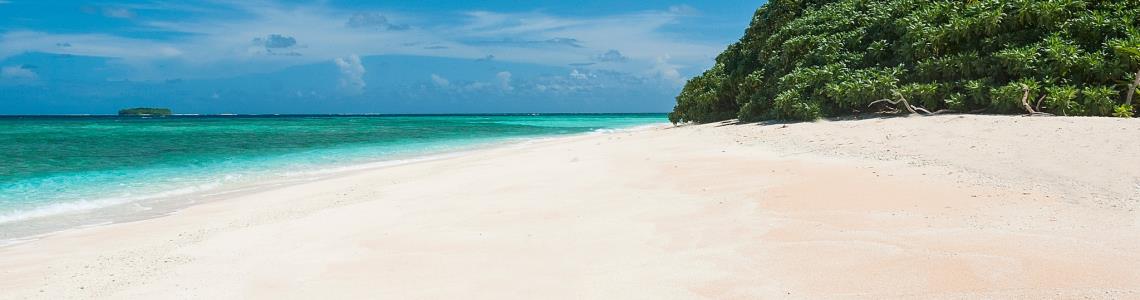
[1019,84,1037,114]
[1018,84,1054,117]
[867,89,1054,117]
[868,92,937,116]
[869,98,914,114]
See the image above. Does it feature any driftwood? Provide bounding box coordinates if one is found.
[867,91,1018,116]
[869,97,919,114]
[867,92,940,115]
[1019,84,1054,117]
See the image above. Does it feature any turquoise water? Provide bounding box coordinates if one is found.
[0,114,664,226]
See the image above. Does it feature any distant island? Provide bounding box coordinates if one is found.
[118,107,173,116]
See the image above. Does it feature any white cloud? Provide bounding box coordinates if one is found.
[453,8,718,66]
[82,5,136,19]
[569,69,588,80]
[102,7,135,19]
[430,74,450,87]
[334,54,366,94]
[594,49,629,62]
[0,31,183,61]
[1,66,37,80]
[253,34,297,49]
[422,68,665,97]
[250,34,302,56]
[667,5,699,16]
[0,2,722,81]
[651,55,683,85]
[496,71,513,91]
[346,12,410,31]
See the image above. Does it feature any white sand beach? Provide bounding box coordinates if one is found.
[2,115,1139,299]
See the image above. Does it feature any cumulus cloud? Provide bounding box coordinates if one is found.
[593,49,629,62]
[251,34,302,56]
[420,67,666,98]
[1,65,38,80]
[513,69,657,95]
[254,34,297,49]
[0,3,724,83]
[651,55,683,85]
[569,69,588,80]
[430,74,450,87]
[496,71,513,91]
[451,8,718,78]
[346,12,410,31]
[334,54,366,94]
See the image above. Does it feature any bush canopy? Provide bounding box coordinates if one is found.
[669,0,1140,123]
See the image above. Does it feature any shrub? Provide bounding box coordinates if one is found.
[899,83,944,110]
[670,0,1140,124]
[945,93,967,111]
[772,90,822,121]
[990,80,1039,114]
[1082,86,1120,116]
[1042,85,1079,116]
[1113,104,1135,118]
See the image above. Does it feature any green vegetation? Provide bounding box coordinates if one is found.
[118,107,173,116]
[670,0,1140,123]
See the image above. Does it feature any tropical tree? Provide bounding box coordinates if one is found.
[671,0,1140,123]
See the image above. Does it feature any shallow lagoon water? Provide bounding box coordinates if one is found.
[0,114,665,236]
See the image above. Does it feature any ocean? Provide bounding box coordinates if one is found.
[0,114,665,240]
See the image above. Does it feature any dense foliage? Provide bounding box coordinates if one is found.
[118,107,173,116]
[670,0,1140,123]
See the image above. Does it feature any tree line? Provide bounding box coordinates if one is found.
[670,0,1140,123]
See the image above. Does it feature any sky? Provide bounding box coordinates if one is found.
[0,0,760,114]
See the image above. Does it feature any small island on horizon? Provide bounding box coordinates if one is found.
[118,107,173,116]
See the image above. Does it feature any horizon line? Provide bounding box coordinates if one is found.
[0,112,670,117]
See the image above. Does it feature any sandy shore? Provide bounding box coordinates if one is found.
[2,115,1139,299]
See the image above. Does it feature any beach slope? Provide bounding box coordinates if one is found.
[1,115,1139,299]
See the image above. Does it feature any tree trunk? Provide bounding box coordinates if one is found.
[1020,84,1037,114]
[1127,69,1139,106]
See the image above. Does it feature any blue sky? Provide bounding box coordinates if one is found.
[0,0,759,114]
